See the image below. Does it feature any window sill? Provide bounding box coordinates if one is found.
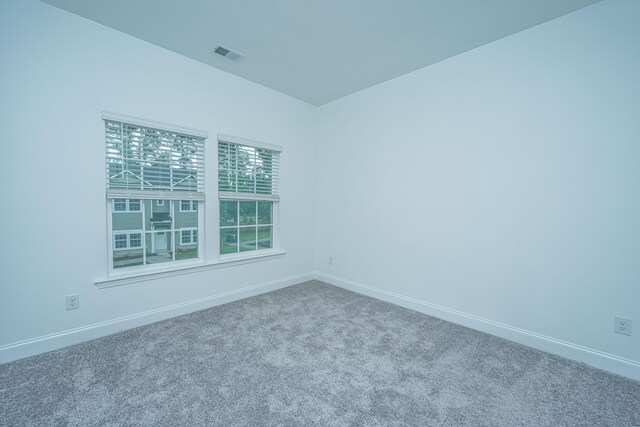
[95,250,286,289]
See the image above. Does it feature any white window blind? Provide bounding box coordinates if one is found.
[218,135,281,201]
[105,115,205,200]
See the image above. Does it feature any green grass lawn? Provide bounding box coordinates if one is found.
[220,230,272,254]
[175,250,198,260]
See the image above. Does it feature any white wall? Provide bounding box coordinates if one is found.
[1,0,638,381]
[316,0,640,379]
[0,0,316,359]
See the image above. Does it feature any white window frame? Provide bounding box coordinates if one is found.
[156,200,165,206]
[217,134,282,260]
[107,199,205,273]
[104,112,207,277]
[96,121,289,288]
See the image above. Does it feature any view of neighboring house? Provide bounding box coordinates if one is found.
[106,124,203,269]
[112,198,198,268]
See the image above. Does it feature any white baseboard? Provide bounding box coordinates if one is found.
[315,272,640,382]
[4,271,638,382]
[0,272,315,365]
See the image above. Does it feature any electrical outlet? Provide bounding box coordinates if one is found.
[329,256,334,266]
[614,316,632,336]
[66,294,79,311]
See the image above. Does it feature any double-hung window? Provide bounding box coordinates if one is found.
[112,199,141,212]
[180,200,197,212]
[218,135,281,256]
[104,113,206,271]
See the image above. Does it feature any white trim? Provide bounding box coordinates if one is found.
[218,246,279,262]
[217,133,282,152]
[107,189,205,201]
[0,272,311,365]
[197,201,205,261]
[156,200,165,206]
[97,250,286,288]
[315,272,640,381]
[102,111,208,139]
[142,200,148,265]
[6,273,636,381]
[219,192,279,202]
[169,201,175,261]
[106,198,114,271]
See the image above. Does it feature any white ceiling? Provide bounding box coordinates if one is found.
[41,0,601,106]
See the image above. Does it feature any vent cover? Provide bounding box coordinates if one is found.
[212,45,244,62]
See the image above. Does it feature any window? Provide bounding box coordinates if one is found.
[218,135,281,256]
[129,233,142,248]
[112,199,141,212]
[113,199,127,212]
[113,232,142,250]
[105,113,206,271]
[180,229,197,245]
[180,200,197,212]
[114,234,127,249]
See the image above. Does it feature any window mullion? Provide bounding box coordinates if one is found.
[142,200,147,266]
[171,200,176,262]
[235,145,239,193]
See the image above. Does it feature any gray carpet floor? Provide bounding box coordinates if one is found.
[1,280,639,426]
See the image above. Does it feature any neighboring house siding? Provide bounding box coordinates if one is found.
[175,212,197,229]
[146,200,171,230]
[149,200,170,215]
[112,201,197,255]
[112,212,143,231]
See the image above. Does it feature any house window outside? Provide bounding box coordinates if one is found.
[218,136,281,256]
[113,199,127,212]
[180,200,197,212]
[113,199,141,212]
[105,114,206,272]
[180,229,197,245]
[113,232,143,250]
[114,234,127,249]
[110,200,199,268]
[129,233,142,248]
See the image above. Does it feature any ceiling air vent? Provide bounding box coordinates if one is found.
[212,45,244,62]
